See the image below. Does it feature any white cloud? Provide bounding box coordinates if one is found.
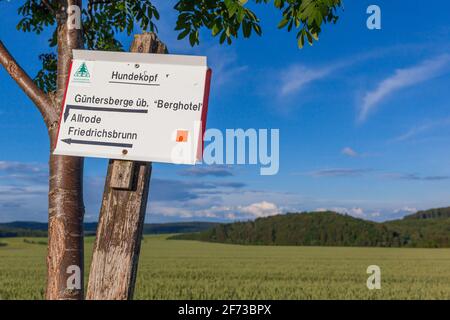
[341,147,358,157]
[394,206,417,214]
[390,117,450,142]
[338,207,365,217]
[358,54,450,123]
[237,201,279,218]
[279,65,334,96]
[277,50,388,98]
[392,124,433,142]
[149,204,220,219]
[149,201,280,221]
[316,207,366,217]
[207,47,248,88]
[0,161,45,173]
[225,213,237,220]
[306,168,371,177]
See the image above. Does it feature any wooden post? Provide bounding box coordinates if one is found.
[86,33,167,300]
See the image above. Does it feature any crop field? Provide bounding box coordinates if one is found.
[1,235,450,299]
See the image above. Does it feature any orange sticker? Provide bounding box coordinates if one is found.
[176,130,188,142]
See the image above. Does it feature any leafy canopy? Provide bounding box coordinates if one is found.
[7,0,342,92]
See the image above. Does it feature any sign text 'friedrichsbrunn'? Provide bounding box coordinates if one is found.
[53,50,212,164]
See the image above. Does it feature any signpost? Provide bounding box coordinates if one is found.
[52,33,211,299]
[54,46,211,164]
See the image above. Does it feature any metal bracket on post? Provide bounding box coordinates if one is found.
[110,160,136,190]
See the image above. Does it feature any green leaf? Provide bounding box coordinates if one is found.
[242,20,251,37]
[212,23,221,36]
[306,31,313,45]
[274,0,283,9]
[219,31,227,44]
[298,32,305,48]
[278,16,289,29]
[252,23,262,36]
[177,28,190,40]
[225,26,231,37]
[237,8,245,23]
[189,31,197,46]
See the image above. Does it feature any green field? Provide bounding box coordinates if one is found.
[1,235,450,299]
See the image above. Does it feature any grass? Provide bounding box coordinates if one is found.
[1,235,450,299]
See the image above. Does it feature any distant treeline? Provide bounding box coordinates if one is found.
[0,221,219,238]
[0,227,47,238]
[171,207,450,248]
[404,207,450,220]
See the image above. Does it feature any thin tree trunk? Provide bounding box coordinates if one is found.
[2,0,85,300]
[0,1,85,300]
[46,0,85,300]
[86,33,167,300]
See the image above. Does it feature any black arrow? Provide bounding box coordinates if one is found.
[61,138,133,148]
[64,104,148,122]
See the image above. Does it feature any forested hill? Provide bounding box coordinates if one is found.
[171,208,450,248]
[403,207,450,220]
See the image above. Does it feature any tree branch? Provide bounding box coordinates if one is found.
[41,0,57,15]
[0,40,59,129]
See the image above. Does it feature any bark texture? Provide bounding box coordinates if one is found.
[87,161,152,300]
[45,0,85,300]
[86,33,167,300]
[1,1,85,300]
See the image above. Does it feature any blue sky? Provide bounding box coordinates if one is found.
[1,0,450,223]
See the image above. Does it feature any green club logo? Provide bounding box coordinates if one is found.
[73,62,90,83]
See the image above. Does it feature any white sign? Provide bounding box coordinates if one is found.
[53,50,212,164]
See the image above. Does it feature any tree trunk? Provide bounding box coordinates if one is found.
[46,0,85,300]
[86,33,167,300]
[1,1,85,300]
[46,140,85,300]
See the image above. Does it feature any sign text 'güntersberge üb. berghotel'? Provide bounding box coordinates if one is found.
[53,50,212,164]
